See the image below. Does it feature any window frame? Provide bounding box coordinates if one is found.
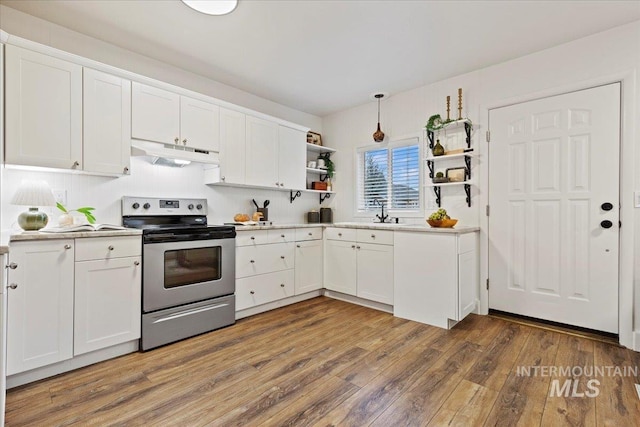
[353,134,424,218]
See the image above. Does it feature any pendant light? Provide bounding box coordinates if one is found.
[371,92,387,142]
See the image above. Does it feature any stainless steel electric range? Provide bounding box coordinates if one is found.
[122,197,236,351]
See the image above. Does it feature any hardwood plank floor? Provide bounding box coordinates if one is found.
[5,297,640,426]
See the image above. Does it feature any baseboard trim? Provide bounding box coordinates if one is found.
[322,290,393,314]
[235,291,322,320]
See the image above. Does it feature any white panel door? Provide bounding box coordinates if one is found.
[219,108,246,185]
[488,83,620,333]
[294,240,323,294]
[324,240,357,295]
[83,68,131,175]
[245,116,279,187]
[5,45,82,169]
[180,96,220,152]
[131,82,180,144]
[356,243,394,305]
[6,240,75,375]
[74,257,141,356]
[278,125,306,190]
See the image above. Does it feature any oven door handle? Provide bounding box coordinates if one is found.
[152,302,231,324]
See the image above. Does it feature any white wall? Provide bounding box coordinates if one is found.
[0,5,325,231]
[323,21,640,346]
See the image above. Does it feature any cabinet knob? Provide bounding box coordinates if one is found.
[123,166,129,174]
[371,234,376,238]
[296,244,301,248]
[308,232,313,236]
[250,236,255,240]
[134,261,140,266]
[7,283,17,290]
[183,139,187,145]
[174,137,179,144]
[250,290,255,295]
[275,182,280,186]
[7,262,18,269]
[280,183,284,187]
[338,233,342,237]
[72,161,80,168]
[280,283,285,288]
[108,245,114,251]
[221,176,226,181]
[356,245,361,249]
[280,255,285,259]
[250,260,255,263]
[280,234,285,238]
[64,244,72,250]
[351,245,356,249]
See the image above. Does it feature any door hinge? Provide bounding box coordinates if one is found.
[486,205,490,216]
[486,278,490,290]
[486,130,490,142]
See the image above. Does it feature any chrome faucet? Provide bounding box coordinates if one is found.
[374,199,389,223]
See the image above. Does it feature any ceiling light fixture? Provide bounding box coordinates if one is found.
[371,92,388,142]
[181,0,238,16]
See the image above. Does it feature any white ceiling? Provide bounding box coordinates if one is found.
[2,1,640,117]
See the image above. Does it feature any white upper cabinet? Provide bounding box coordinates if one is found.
[180,96,220,152]
[278,125,306,190]
[131,82,219,152]
[217,108,247,185]
[131,82,180,145]
[83,68,132,175]
[245,115,279,187]
[5,45,83,170]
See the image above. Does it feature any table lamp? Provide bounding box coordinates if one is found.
[11,180,56,231]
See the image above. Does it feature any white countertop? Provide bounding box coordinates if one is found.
[2,229,142,249]
[230,222,479,234]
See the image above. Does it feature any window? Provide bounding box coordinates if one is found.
[357,138,421,213]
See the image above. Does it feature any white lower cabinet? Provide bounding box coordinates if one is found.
[236,269,295,311]
[294,235,323,295]
[74,256,141,356]
[6,240,75,376]
[393,231,478,328]
[6,236,141,376]
[324,228,394,305]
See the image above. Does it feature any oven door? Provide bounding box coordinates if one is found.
[143,238,235,312]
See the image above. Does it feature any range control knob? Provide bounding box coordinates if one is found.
[188,204,194,210]
[143,203,151,209]
[196,204,203,210]
[132,203,140,209]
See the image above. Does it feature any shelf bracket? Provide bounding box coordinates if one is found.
[426,160,434,178]
[464,184,471,207]
[427,129,435,150]
[464,122,472,149]
[433,186,441,207]
[319,173,329,182]
[464,156,471,179]
[319,193,331,204]
[289,190,302,203]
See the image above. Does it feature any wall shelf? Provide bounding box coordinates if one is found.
[306,143,336,154]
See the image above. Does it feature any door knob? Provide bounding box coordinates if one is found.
[600,220,613,229]
[601,202,614,211]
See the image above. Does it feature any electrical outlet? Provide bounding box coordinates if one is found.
[635,191,640,208]
[52,189,67,206]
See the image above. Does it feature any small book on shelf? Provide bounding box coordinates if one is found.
[41,224,126,233]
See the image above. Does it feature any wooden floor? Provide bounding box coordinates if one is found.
[5,297,640,426]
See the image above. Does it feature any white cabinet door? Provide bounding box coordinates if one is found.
[218,108,246,185]
[74,256,141,355]
[6,240,75,375]
[236,269,295,310]
[357,243,394,305]
[278,125,306,190]
[295,240,323,294]
[5,45,82,169]
[83,68,131,175]
[245,116,278,187]
[180,96,220,152]
[324,240,357,295]
[131,82,180,144]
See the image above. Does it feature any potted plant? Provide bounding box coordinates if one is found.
[56,203,96,226]
[318,153,335,191]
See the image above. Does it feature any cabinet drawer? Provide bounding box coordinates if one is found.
[236,230,269,246]
[295,227,323,241]
[236,242,294,278]
[325,227,356,241]
[267,228,295,244]
[75,236,141,261]
[458,232,477,254]
[236,269,295,310]
[356,229,393,245]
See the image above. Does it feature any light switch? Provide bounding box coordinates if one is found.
[635,191,640,208]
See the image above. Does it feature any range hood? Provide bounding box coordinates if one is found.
[131,140,220,167]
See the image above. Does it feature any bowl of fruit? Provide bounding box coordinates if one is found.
[427,208,458,228]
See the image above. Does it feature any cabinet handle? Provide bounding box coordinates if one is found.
[64,244,72,250]
[7,283,17,290]
[108,245,114,251]
[7,262,18,269]
[296,244,301,248]
[174,137,179,144]
[250,260,255,264]
[280,256,285,259]
[280,283,285,288]
[250,290,255,294]
[183,139,187,145]
[134,261,140,266]
[72,161,80,168]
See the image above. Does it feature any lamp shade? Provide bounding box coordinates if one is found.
[11,180,56,207]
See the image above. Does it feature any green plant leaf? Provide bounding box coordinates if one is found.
[76,207,96,214]
[56,202,68,213]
